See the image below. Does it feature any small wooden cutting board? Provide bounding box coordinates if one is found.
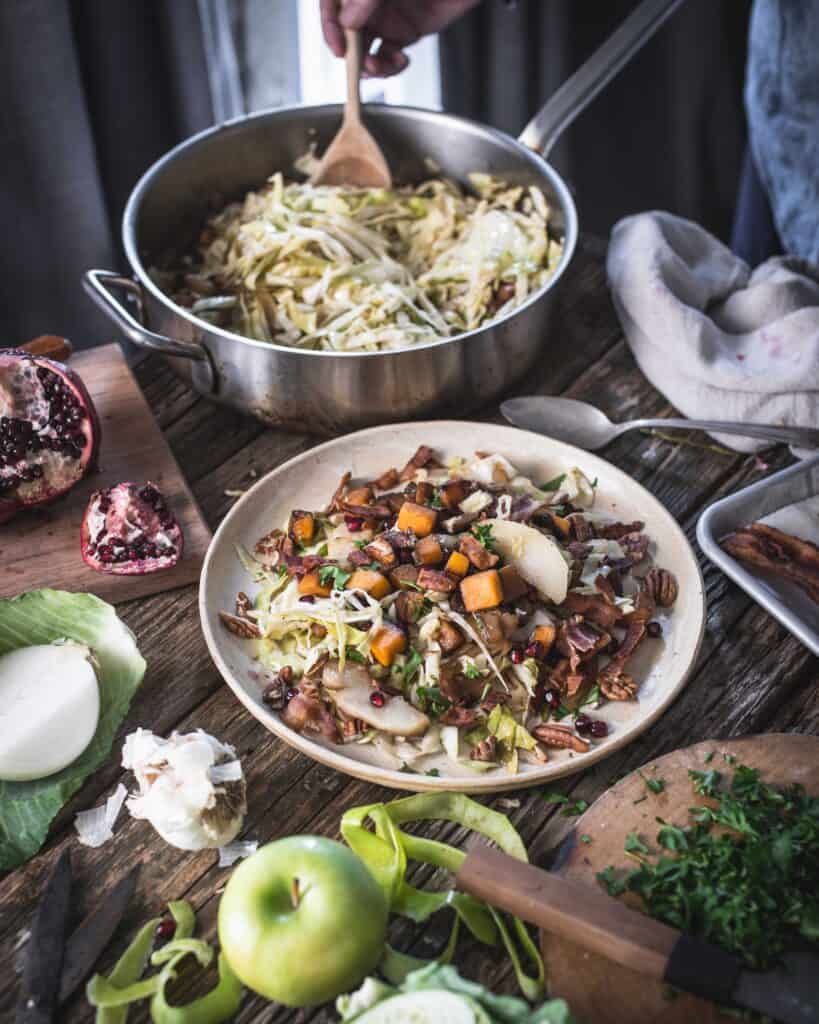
[543,733,819,1023]
[0,343,211,604]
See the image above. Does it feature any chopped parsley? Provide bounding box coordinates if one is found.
[416,685,451,718]
[540,473,566,492]
[345,647,366,664]
[580,834,592,844]
[318,564,351,589]
[429,490,443,509]
[638,770,666,795]
[598,763,819,969]
[471,523,495,551]
[624,832,650,856]
[463,663,482,680]
[425,768,441,777]
[542,792,588,816]
[402,647,423,685]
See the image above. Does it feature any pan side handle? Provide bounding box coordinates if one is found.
[84,270,215,383]
[518,0,686,159]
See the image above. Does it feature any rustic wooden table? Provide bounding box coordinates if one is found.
[2,237,818,1022]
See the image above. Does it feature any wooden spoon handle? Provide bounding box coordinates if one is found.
[20,335,73,361]
[344,28,363,124]
[456,844,679,980]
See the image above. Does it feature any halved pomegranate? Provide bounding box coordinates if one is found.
[81,481,184,575]
[0,348,100,524]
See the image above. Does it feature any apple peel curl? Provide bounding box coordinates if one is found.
[340,792,545,1002]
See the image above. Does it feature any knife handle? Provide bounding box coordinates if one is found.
[456,844,742,1001]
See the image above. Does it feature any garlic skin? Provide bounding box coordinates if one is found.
[122,728,246,850]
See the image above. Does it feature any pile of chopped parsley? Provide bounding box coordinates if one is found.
[598,756,819,969]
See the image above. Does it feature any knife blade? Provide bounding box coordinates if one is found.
[16,850,73,1024]
[457,845,819,1024]
[58,865,140,1003]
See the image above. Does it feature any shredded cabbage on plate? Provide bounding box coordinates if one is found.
[152,162,564,352]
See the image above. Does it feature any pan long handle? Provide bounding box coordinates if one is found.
[518,0,687,158]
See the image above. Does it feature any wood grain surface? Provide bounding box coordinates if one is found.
[1,239,817,1023]
[0,343,211,603]
[543,733,819,1023]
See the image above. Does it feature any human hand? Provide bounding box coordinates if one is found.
[320,0,480,77]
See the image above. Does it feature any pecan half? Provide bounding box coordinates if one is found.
[341,716,366,739]
[219,611,260,638]
[532,723,589,753]
[642,567,678,607]
[470,735,499,762]
[599,671,638,701]
[365,535,398,568]
[417,567,457,593]
[440,705,480,727]
[568,513,595,542]
[235,591,253,619]
[262,666,293,709]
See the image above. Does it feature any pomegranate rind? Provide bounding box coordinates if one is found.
[81,481,184,576]
[0,349,101,524]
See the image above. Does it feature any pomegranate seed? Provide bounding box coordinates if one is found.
[647,621,662,638]
[299,595,316,604]
[575,714,592,735]
[155,917,176,941]
[345,516,364,532]
[369,690,386,707]
[525,641,545,660]
[543,687,561,709]
[285,688,298,702]
[510,648,524,664]
[589,720,609,739]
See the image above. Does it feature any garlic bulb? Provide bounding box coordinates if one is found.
[121,728,246,850]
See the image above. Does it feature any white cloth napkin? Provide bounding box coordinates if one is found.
[606,211,819,452]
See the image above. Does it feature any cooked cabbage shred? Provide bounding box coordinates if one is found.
[157,169,563,352]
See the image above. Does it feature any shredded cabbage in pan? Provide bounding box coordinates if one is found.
[152,163,564,352]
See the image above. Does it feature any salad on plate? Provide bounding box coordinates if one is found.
[220,446,679,776]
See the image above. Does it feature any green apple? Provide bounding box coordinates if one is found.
[218,835,388,1007]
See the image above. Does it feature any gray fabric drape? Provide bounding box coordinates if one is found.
[440,0,752,244]
[0,0,216,348]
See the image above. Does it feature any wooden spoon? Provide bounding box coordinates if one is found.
[312,29,392,189]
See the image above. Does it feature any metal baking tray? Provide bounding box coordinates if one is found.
[697,455,819,656]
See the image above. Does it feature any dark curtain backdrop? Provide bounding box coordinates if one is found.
[0,0,214,348]
[440,0,752,243]
[1,0,752,348]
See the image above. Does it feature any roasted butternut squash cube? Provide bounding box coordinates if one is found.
[370,622,407,666]
[445,550,470,577]
[414,535,444,565]
[396,501,438,537]
[346,569,392,600]
[460,569,504,612]
[298,571,332,598]
[531,622,557,655]
[499,563,529,601]
[288,510,315,545]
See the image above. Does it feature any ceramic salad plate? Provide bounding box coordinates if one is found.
[199,422,706,792]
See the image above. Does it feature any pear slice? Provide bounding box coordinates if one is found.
[332,681,430,737]
[322,660,373,691]
[484,518,570,604]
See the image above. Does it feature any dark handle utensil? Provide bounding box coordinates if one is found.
[456,844,819,1024]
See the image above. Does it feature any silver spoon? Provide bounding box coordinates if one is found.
[501,396,819,451]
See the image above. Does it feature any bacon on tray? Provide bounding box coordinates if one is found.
[722,522,819,604]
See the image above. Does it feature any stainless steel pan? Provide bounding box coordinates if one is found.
[85,0,683,434]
